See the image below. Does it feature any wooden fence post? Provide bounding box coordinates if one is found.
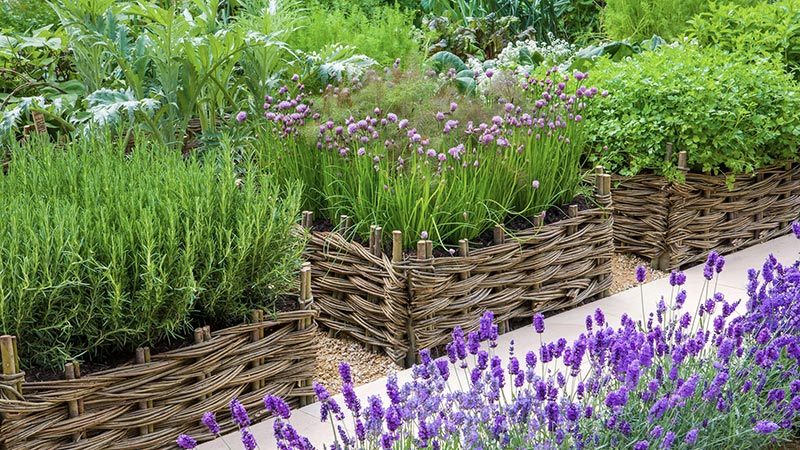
[135,347,153,435]
[250,310,265,393]
[0,336,23,400]
[297,263,315,406]
[64,362,84,442]
[595,168,613,298]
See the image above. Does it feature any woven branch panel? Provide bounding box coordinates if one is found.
[307,180,614,367]
[306,232,410,364]
[613,162,800,270]
[400,208,614,360]
[611,174,670,262]
[0,307,318,450]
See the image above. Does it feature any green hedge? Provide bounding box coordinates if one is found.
[687,0,800,78]
[0,135,305,369]
[584,43,800,181]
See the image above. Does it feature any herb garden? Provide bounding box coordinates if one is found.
[0,0,799,448]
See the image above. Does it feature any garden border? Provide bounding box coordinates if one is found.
[613,154,800,270]
[304,171,615,367]
[0,267,317,450]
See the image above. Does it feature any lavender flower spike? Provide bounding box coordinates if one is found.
[230,398,251,428]
[176,434,198,449]
[635,266,646,283]
[533,313,545,333]
[202,411,220,435]
[793,221,800,239]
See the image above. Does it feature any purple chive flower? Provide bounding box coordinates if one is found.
[235,111,247,122]
[176,434,197,449]
[485,69,494,78]
[230,398,251,427]
[202,412,220,435]
[533,313,545,333]
[435,111,445,121]
[421,231,429,240]
[635,266,647,283]
[532,180,540,189]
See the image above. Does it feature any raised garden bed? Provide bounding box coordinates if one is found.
[0,268,317,450]
[613,155,800,269]
[304,171,614,367]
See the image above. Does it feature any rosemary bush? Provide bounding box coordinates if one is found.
[0,134,305,369]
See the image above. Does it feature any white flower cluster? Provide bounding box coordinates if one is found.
[465,36,576,97]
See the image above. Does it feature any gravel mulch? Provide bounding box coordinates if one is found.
[312,253,669,392]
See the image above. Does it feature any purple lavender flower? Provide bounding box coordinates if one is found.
[241,428,258,450]
[635,266,647,283]
[230,398,251,427]
[754,420,780,434]
[339,362,353,385]
[533,313,545,333]
[236,111,247,122]
[264,394,292,419]
[176,434,197,449]
[793,222,800,238]
[594,308,605,327]
[202,412,220,435]
[633,441,649,450]
[684,429,698,444]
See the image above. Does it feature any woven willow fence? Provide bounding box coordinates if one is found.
[304,171,615,367]
[0,266,317,450]
[614,152,800,270]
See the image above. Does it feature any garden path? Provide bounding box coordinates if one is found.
[198,233,800,450]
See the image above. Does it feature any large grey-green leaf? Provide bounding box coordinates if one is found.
[85,88,159,127]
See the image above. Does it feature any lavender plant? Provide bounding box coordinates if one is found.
[253,67,598,247]
[181,222,800,449]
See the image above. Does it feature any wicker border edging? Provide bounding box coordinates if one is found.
[305,172,615,367]
[0,268,318,450]
[613,158,800,270]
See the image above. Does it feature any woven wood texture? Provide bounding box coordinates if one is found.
[611,174,671,262]
[306,232,410,364]
[307,184,614,367]
[0,308,318,450]
[401,208,614,360]
[613,163,800,269]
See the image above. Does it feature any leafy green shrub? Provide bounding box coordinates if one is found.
[686,0,800,78]
[561,0,604,45]
[0,134,305,369]
[584,43,800,181]
[286,3,423,67]
[602,0,758,42]
[0,0,59,33]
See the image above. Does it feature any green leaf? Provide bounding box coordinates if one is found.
[425,50,469,74]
